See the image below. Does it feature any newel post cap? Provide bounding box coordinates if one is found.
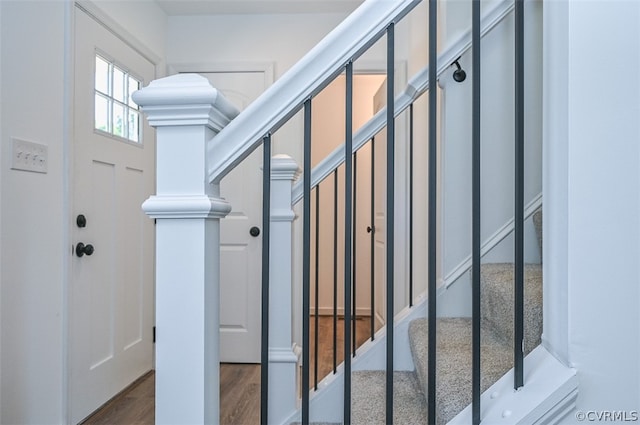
[271,154,301,181]
[132,73,240,131]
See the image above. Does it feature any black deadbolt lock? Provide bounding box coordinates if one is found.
[76,214,87,228]
[249,226,260,237]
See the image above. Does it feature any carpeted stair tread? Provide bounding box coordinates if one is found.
[408,317,513,424]
[352,370,427,425]
[481,263,542,354]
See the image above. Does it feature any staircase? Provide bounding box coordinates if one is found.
[350,211,543,424]
[130,0,581,422]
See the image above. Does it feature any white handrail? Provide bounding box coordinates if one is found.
[291,0,515,203]
[207,0,421,184]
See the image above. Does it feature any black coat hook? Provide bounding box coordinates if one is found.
[452,59,467,83]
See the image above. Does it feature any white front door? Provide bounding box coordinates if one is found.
[186,68,270,363]
[70,8,156,423]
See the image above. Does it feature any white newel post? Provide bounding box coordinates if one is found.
[132,74,240,424]
[269,155,301,424]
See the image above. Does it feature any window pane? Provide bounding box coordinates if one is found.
[95,56,109,95]
[113,66,126,103]
[128,110,140,143]
[113,102,125,138]
[128,76,140,109]
[95,94,110,133]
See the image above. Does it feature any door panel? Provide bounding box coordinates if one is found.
[71,8,155,423]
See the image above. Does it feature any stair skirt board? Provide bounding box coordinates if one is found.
[449,345,578,425]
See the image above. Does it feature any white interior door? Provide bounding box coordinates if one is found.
[192,69,269,363]
[373,80,387,326]
[70,8,156,424]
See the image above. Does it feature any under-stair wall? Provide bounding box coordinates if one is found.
[437,0,543,318]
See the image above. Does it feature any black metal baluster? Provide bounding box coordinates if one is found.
[427,0,438,423]
[344,61,354,425]
[514,0,525,391]
[409,103,414,308]
[302,98,312,425]
[260,134,271,425]
[472,0,482,423]
[385,23,395,425]
[353,151,358,357]
[370,137,375,342]
[314,185,320,390]
[333,169,339,374]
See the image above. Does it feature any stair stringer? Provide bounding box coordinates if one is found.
[282,295,427,425]
[448,345,578,425]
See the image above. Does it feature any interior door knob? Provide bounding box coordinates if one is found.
[249,226,260,237]
[76,242,94,257]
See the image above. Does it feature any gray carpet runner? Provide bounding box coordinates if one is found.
[352,371,427,425]
[349,210,543,424]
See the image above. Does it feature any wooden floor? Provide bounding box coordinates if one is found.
[82,317,376,425]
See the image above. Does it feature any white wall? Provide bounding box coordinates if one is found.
[544,0,640,417]
[87,0,167,65]
[0,0,166,422]
[1,3,68,422]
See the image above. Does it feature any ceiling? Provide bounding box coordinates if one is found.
[155,0,364,16]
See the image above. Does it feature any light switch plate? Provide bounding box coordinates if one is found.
[11,138,48,174]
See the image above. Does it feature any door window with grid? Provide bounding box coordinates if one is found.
[94,54,141,143]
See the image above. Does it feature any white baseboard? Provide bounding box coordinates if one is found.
[310,307,372,317]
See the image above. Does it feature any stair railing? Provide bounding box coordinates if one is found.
[288,3,519,423]
[285,0,528,423]
[134,1,421,423]
[133,0,530,423]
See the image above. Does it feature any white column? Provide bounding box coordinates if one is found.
[541,0,570,366]
[132,74,240,424]
[268,155,301,425]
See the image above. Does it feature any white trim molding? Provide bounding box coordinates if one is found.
[167,61,275,92]
[142,195,231,219]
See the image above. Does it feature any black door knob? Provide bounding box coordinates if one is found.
[367,226,374,234]
[76,242,94,257]
[76,214,87,228]
[249,226,260,237]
